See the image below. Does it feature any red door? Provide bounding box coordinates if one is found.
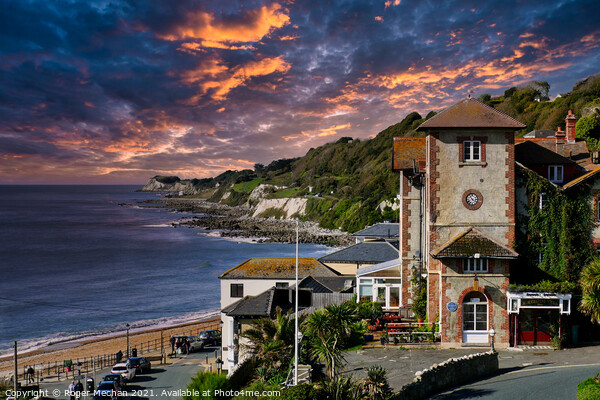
[519,309,554,345]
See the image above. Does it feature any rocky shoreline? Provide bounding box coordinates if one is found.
[142,197,355,246]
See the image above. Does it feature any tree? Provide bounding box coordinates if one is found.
[241,308,298,373]
[302,302,361,379]
[576,113,600,150]
[580,258,600,324]
[361,365,392,400]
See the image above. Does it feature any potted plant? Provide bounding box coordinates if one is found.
[380,332,388,345]
[412,276,427,326]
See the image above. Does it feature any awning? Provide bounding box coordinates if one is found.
[507,291,572,315]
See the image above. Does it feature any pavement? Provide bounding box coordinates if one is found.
[343,343,600,392]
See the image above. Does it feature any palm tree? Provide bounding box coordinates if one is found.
[580,258,600,324]
[241,308,297,369]
[361,365,391,400]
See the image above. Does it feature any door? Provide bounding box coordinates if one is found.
[462,293,489,343]
[519,309,554,345]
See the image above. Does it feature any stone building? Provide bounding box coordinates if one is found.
[392,98,600,348]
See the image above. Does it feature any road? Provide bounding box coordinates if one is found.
[430,363,600,399]
[36,347,220,400]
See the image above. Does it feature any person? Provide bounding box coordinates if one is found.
[169,337,175,356]
[74,380,83,400]
[116,350,123,363]
[27,365,34,383]
[68,381,75,400]
[184,338,190,355]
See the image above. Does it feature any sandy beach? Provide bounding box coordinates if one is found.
[0,318,220,376]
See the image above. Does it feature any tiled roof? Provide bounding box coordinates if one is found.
[431,227,519,259]
[562,166,600,190]
[353,223,399,238]
[319,240,399,264]
[219,257,338,279]
[515,137,593,170]
[515,140,577,166]
[222,289,275,317]
[393,137,426,170]
[418,98,526,130]
[357,259,400,277]
[522,129,556,138]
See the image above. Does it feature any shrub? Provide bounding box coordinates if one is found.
[183,371,230,400]
[228,356,260,390]
[154,175,180,184]
[578,374,600,400]
[277,383,319,400]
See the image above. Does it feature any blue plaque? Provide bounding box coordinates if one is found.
[447,302,458,312]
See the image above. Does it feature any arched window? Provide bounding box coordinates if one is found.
[462,291,489,343]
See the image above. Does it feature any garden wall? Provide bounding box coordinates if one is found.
[392,351,498,400]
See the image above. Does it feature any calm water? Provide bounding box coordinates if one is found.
[0,186,332,356]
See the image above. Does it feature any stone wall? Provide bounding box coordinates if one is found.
[392,351,499,400]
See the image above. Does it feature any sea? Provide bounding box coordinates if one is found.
[0,185,334,357]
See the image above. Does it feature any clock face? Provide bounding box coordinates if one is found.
[466,193,479,206]
[463,189,483,210]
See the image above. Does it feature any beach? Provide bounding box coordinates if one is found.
[0,318,220,376]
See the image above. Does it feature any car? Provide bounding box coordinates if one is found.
[199,330,221,347]
[110,362,135,381]
[172,335,195,354]
[126,357,151,374]
[101,374,126,390]
[92,381,119,400]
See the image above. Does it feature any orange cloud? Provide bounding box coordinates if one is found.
[384,0,401,8]
[182,55,291,101]
[159,3,290,47]
[374,16,384,22]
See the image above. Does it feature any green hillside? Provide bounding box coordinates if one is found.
[169,74,600,232]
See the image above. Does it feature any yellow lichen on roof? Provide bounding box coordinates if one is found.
[220,257,339,279]
[393,137,426,170]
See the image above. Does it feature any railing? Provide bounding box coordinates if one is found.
[385,321,441,344]
[7,322,221,385]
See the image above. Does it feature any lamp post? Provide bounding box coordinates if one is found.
[489,328,496,352]
[215,358,223,375]
[126,324,130,358]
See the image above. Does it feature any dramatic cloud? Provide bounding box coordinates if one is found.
[1,0,599,183]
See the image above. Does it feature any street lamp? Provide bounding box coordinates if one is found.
[489,327,496,352]
[126,324,130,358]
[215,358,223,374]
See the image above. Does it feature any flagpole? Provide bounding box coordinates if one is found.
[294,219,299,386]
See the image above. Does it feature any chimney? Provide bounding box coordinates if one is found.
[566,109,576,143]
[555,126,565,155]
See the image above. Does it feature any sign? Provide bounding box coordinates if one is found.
[447,302,458,312]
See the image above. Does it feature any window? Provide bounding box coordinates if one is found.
[548,165,563,183]
[463,140,481,162]
[463,301,488,332]
[539,192,547,209]
[275,282,289,288]
[230,283,243,298]
[463,258,488,273]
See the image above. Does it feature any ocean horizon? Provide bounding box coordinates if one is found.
[0,185,333,357]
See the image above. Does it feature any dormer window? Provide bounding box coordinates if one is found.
[464,258,488,273]
[463,140,481,162]
[548,165,563,183]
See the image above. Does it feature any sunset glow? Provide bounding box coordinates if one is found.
[1,0,599,184]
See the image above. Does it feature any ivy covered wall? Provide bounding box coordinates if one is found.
[515,167,594,283]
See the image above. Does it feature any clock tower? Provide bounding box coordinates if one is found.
[417,98,525,347]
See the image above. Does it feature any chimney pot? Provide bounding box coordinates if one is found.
[566,111,577,143]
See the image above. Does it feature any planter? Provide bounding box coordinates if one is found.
[417,318,425,327]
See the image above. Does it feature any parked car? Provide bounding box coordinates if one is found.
[92,381,119,400]
[110,362,135,381]
[126,357,151,374]
[172,335,193,354]
[101,374,126,390]
[199,330,221,347]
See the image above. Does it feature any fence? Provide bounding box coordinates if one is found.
[7,321,221,384]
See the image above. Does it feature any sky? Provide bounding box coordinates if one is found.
[1,0,600,184]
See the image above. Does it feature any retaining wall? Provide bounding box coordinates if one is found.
[392,351,498,400]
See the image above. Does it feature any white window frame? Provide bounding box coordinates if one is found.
[463,140,481,162]
[548,165,563,183]
[463,300,488,332]
[539,192,547,209]
[463,258,488,273]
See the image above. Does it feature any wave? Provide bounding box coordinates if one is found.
[0,309,220,358]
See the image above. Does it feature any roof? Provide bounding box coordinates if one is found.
[357,259,400,277]
[418,98,526,130]
[562,166,600,190]
[515,140,577,166]
[393,137,426,170]
[522,129,557,138]
[431,227,519,259]
[319,240,399,264]
[222,289,275,317]
[297,276,355,293]
[219,257,338,279]
[515,137,593,170]
[353,223,399,238]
